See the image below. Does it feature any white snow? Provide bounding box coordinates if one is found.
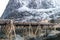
[1,0,60,22]
[14,35,24,40]
[48,30,60,36]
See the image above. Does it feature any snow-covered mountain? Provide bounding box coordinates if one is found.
[1,0,60,22]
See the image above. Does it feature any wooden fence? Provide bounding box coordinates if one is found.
[0,19,55,40]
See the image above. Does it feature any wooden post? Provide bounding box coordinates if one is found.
[38,25,41,37]
[5,20,12,40]
[22,26,24,37]
[29,24,31,37]
[10,20,16,39]
[35,23,41,36]
[5,20,16,40]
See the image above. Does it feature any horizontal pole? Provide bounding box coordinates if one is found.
[0,19,55,26]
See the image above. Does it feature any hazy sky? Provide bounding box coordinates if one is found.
[0,0,9,17]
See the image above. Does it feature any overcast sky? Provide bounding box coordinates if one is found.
[0,0,9,17]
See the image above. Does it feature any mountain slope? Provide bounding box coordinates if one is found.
[1,0,60,22]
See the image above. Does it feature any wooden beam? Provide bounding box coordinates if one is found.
[0,19,55,26]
